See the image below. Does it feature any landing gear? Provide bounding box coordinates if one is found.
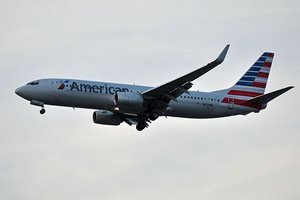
[136,122,147,131]
[30,100,46,115]
[40,108,46,115]
[149,112,159,121]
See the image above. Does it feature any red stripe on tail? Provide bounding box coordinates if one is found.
[263,62,272,68]
[257,72,269,78]
[252,82,266,88]
[228,90,263,97]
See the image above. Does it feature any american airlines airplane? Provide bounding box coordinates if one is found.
[15,45,293,131]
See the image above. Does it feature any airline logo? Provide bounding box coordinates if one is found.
[57,80,129,94]
[222,52,274,109]
[58,80,70,90]
[235,52,273,90]
[71,82,130,94]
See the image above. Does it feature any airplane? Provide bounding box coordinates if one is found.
[15,45,293,131]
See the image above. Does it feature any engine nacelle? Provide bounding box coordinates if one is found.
[93,110,123,126]
[114,92,144,110]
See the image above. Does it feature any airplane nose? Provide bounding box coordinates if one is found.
[15,86,25,97]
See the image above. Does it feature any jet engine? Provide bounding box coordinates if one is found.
[114,92,144,110]
[93,110,123,125]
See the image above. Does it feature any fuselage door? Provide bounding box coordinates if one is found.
[228,97,234,109]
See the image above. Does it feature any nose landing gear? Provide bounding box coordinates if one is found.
[30,100,46,115]
[40,108,46,115]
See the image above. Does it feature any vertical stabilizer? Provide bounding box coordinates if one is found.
[227,52,274,100]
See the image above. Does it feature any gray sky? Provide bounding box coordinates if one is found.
[1,0,299,199]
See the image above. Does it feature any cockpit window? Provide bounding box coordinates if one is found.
[27,81,39,85]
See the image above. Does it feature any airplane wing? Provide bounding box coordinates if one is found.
[142,45,230,107]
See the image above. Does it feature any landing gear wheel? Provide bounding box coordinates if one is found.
[149,112,159,121]
[40,108,46,115]
[136,122,146,131]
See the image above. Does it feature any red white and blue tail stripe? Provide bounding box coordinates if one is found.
[232,52,273,95]
[222,52,274,109]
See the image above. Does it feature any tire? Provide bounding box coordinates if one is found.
[149,112,159,121]
[40,108,46,114]
[136,122,146,131]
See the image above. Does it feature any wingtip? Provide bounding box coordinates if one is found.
[215,44,230,63]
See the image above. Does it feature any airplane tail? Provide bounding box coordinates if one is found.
[222,52,293,110]
[227,52,274,100]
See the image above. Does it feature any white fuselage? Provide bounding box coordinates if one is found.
[15,78,257,119]
[15,47,293,131]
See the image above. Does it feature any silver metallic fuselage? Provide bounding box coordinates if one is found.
[15,78,255,118]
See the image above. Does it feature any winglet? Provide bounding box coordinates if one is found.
[215,44,230,64]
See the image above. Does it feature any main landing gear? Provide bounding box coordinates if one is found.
[136,122,147,131]
[135,112,159,131]
[149,112,159,121]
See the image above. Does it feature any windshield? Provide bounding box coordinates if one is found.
[27,81,39,86]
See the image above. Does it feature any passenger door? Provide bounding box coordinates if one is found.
[228,97,234,109]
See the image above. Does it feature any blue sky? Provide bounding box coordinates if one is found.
[0,0,299,199]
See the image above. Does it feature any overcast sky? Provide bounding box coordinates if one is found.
[0,0,299,199]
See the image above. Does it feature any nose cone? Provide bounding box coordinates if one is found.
[15,86,26,98]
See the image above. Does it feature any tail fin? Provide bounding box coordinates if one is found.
[227,52,274,99]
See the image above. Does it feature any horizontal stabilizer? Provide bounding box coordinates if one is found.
[248,86,294,105]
